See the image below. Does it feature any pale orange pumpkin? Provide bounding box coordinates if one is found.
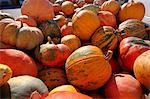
[118,0,145,22]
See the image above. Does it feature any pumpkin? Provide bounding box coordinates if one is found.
[53,15,66,27]
[91,26,118,54]
[133,50,150,89]
[38,68,68,90]
[0,12,14,20]
[38,20,61,44]
[45,91,92,99]
[118,0,145,22]
[97,11,117,28]
[61,1,75,16]
[1,21,44,50]
[35,37,72,67]
[101,0,121,16]
[61,34,81,51]
[61,22,73,36]
[119,37,150,71]
[117,19,148,41]
[0,49,38,77]
[0,64,12,86]
[49,85,78,95]
[1,75,48,99]
[104,73,143,99]
[72,10,100,41]
[21,0,54,23]
[65,45,112,90]
[53,3,61,14]
[16,15,37,27]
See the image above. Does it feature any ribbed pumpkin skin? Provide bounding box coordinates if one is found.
[133,50,150,89]
[118,19,147,41]
[65,45,112,90]
[91,26,118,53]
[72,10,100,41]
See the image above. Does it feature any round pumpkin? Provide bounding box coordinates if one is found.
[61,1,75,16]
[1,21,44,50]
[49,85,78,95]
[38,68,68,90]
[65,45,112,90]
[0,64,12,86]
[16,15,37,27]
[104,73,143,99]
[133,50,150,89]
[118,0,145,22]
[72,10,100,41]
[97,11,117,28]
[21,0,54,23]
[0,49,38,77]
[61,22,73,36]
[61,34,81,51]
[119,37,150,71]
[101,0,121,16]
[91,26,118,54]
[0,12,14,20]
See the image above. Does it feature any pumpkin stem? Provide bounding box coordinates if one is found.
[47,36,55,44]
[105,50,113,61]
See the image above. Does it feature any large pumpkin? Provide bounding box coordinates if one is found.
[91,26,118,54]
[72,10,100,41]
[65,45,112,90]
[0,49,38,77]
[1,20,44,50]
[38,68,68,90]
[21,0,54,23]
[104,73,143,99]
[0,64,12,86]
[117,19,148,41]
[133,50,150,89]
[118,0,145,22]
[119,37,150,71]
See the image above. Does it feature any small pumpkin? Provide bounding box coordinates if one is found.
[0,64,12,86]
[133,50,150,89]
[91,26,118,54]
[118,0,145,22]
[119,37,150,71]
[72,10,100,41]
[61,22,73,36]
[38,68,68,90]
[61,34,81,51]
[104,73,143,99]
[65,45,112,90]
[101,0,121,16]
[21,0,54,23]
[0,49,38,77]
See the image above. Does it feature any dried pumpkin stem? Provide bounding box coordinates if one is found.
[47,36,55,44]
[105,50,113,61]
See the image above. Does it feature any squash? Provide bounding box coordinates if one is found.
[118,0,145,22]
[21,0,54,23]
[91,26,118,54]
[65,45,112,90]
[72,10,100,41]
[0,49,38,77]
[38,68,68,90]
[133,50,150,89]
[0,64,12,86]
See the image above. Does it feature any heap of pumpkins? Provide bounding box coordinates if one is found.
[0,0,150,98]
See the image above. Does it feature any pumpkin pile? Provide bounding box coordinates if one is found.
[0,0,150,98]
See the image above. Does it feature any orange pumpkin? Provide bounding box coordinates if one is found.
[61,34,81,52]
[72,10,100,41]
[61,22,73,36]
[133,50,150,89]
[0,64,12,86]
[65,45,112,90]
[118,0,145,22]
[21,0,54,23]
[38,68,68,90]
[61,1,75,16]
[0,49,38,77]
[16,15,37,27]
[101,0,121,16]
